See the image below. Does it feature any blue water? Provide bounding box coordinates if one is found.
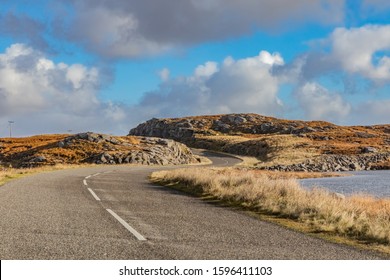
[300,170,390,198]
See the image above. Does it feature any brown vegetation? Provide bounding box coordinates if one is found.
[0,133,199,167]
[0,134,136,166]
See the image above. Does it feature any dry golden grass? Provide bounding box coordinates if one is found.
[151,167,390,246]
[258,135,318,166]
[195,134,319,167]
[0,134,152,167]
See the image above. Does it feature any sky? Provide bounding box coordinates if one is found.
[1,0,390,136]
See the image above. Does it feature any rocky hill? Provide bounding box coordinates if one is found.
[0,132,201,168]
[129,113,390,172]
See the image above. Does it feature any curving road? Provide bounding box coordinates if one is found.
[0,150,385,259]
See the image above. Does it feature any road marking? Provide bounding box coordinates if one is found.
[91,172,101,177]
[88,188,101,201]
[106,209,147,241]
[85,175,91,179]
[83,179,88,186]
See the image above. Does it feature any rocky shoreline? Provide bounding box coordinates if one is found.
[261,153,390,172]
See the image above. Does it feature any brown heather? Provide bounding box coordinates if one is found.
[151,167,390,245]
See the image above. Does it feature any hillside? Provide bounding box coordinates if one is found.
[129,113,390,172]
[0,132,201,168]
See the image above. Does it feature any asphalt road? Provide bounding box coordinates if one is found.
[0,150,385,259]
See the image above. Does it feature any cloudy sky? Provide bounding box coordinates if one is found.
[1,0,390,136]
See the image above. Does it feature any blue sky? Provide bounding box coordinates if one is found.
[1,0,390,136]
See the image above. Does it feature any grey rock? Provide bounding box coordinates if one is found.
[361,147,377,153]
[356,132,376,138]
[30,156,46,163]
[212,120,231,132]
[223,115,247,124]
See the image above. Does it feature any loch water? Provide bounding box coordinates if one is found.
[300,170,390,198]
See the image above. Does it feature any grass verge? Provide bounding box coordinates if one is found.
[151,167,390,256]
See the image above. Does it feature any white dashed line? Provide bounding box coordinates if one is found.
[87,188,101,201]
[83,172,146,241]
[106,209,147,241]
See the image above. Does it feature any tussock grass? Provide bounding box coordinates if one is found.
[195,134,319,167]
[151,168,390,246]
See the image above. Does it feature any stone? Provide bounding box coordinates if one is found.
[361,147,377,153]
[100,154,108,163]
[224,115,247,124]
[30,156,46,163]
[212,120,230,132]
[260,123,273,133]
[356,132,375,138]
[332,193,346,200]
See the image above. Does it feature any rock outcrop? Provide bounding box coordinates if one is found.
[129,114,338,140]
[261,153,390,172]
[129,113,390,172]
[82,136,199,166]
[129,118,196,140]
[0,132,201,167]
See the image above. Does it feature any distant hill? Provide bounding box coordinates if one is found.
[129,113,390,171]
[0,132,200,168]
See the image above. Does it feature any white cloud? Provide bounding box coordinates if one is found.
[138,51,284,117]
[0,44,130,136]
[194,61,219,78]
[65,64,98,90]
[158,68,170,82]
[294,82,351,121]
[331,25,390,82]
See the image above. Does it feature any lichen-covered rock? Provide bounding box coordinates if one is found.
[88,136,200,166]
[128,114,336,140]
[60,133,201,166]
[261,153,390,172]
[3,132,201,167]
